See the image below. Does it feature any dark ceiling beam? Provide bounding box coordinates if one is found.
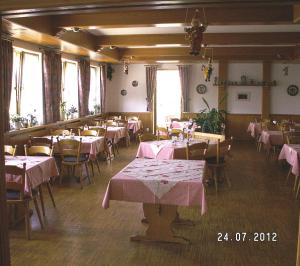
[120,46,294,60]
[97,32,300,47]
[1,1,297,17]
[35,5,294,28]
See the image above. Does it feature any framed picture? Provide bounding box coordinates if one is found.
[236,92,251,101]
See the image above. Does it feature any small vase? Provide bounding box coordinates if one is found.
[70,113,74,119]
[14,121,22,130]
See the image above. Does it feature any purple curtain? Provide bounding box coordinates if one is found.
[1,39,13,131]
[178,65,190,112]
[145,65,157,112]
[42,50,62,123]
[78,58,90,117]
[100,64,106,113]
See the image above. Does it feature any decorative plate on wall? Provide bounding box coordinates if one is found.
[120,89,127,96]
[287,85,299,96]
[132,80,138,87]
[196,84,207,94]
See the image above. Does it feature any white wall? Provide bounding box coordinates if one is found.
[227,63,262,114]
[271,63,300,115]
[189,63,218,112]
[106,64,147,112]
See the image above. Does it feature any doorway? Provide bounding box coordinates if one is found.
[156,70,181,127]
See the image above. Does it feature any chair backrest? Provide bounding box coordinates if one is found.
[138,133,157,142]
[286,131,300,144]
[170,128,183,137]
[80,130,98,137]
[157,127,170,140]
[4,145,16,156]
[5,163,26,200]
[28,136,53,148]
[51,129,70,136]
[57,138,82,162]
[106,120,117,127]
[192,132,225,142]
[68,128,80,136]
[24,145,53,156]
[186,142,208,160]
[216,137,233,163]
[117,120,128,128]
[171,118,180,122]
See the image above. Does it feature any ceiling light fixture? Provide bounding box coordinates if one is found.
[184,9,207,56]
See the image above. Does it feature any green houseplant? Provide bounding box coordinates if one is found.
[10,114,24,130]
[195,97,226,134]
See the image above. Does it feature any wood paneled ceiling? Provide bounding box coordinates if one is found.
[1,0,300,63]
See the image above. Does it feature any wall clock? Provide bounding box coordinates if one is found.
[196,84,207,94]
[287,85,299,96]
[120,89,127,96]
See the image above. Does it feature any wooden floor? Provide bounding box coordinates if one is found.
[8,141,299,266]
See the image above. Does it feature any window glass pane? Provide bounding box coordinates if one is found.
[62,61,78,116]
[88,66,100,113]
[20,52,43,124]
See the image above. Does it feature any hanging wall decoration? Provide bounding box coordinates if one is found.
[123,60,129,74]
[287,85,299,96]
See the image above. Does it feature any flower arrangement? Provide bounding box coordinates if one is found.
[10,114,24,123]
[27,113,38,127]
[94,104,101,114]
[68,105,78,114]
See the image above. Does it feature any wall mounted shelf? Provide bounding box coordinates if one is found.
[213,76,277,87]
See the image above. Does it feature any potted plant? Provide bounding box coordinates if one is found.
[10,114,24,130]
[67,105,78,119]
[27,113,38,127]
[94,104,101,114]
[60,101,67,120]
[195,97,226,134]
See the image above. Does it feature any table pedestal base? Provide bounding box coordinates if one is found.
[131,203,190,244]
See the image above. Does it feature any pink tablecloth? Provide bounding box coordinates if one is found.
[171,121,188,129]
[102,158,207,214]
[247,122,261,138]
[50,136,105,160]
[127,120,142,133]
[136,139,216,159]
[279,144,300,177]
[259,130,284,150]
[5,156,59,194]
[106,127,127,143]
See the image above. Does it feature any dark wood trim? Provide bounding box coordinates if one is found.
[0,17,11,266]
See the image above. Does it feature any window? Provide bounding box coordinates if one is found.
[89,66,101,114]
[10,48,43,125]
[62,60,78,117]
[156,70,181,127]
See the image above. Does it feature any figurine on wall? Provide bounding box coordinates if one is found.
[123,61,129,75]
[107,64,114,81]
[283,66,288,76]
[202,57,213,82]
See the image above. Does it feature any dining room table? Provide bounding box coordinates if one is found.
[136,139,216,160]
[259,130,284,151]
[5,155,59,195]
[102,158,207,244]
[247,122,262,138]
[127,120,142,134]
[278,144,300,186]
[47,135,105,160]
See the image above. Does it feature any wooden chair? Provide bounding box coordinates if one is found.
[170,128,183,137]
[28,136,53,148]
[206,137,233,194]
[51,129,70,136]
[79,130,101,173]
[5,163,44,239]
[68,128,81,136]
[57,138,92,189]
[186,142,208,160]
[286,132,300,144]
[117,120,130,146]
[157,127,170,140]
[138,133,157,142]
[4,145,16,156]
[80,129,98,137]
[192,132,225,142]
[24,145,56,216]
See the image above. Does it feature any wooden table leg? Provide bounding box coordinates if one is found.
[131,203,190,244]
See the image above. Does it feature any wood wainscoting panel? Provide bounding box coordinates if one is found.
[226,114,261,140]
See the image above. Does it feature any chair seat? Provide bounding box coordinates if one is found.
[62,154,88,163]
[6,189,38,200]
